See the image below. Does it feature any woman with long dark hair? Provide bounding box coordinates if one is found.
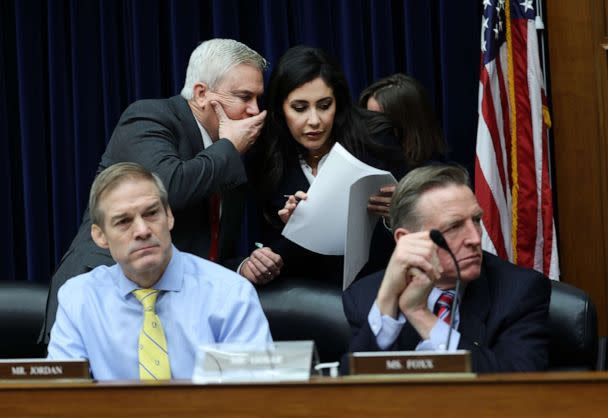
[360,74,447,217]
[359,73,446,168]
[246,46,405,284]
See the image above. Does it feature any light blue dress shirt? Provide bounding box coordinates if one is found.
[47,246,272,380]
[368,287,461,351]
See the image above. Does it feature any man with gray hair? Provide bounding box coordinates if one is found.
[41,39,283,344]
[47,162,272,380]
[343,164,550,373]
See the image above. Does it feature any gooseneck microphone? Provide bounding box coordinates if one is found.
[429,229,461,351]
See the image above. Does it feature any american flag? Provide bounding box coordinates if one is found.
[474,0,559,280]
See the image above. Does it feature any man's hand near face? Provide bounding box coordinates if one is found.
[376,231,443,340]
[211,100,266,154]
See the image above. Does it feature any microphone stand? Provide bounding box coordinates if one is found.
[429,229,461,351]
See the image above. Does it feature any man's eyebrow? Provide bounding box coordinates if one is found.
[439,210,484,230]
[230,89,255,95]
[109,212,129,223]
[108,202,161,223]
[144,201,161,211]
[438,216,464,230]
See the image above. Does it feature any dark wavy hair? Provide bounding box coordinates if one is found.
[359,73,446,167]
[250,46,393,206]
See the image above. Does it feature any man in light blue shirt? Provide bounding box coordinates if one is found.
[47,162,272,380]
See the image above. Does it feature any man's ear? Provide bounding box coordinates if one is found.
[166,206,175,231]
[91,224,109,249]
[192,82,209,108]
[393,227,410,243]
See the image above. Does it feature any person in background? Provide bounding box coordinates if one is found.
[246,46,406,284]
[47,162,272,380]
[343,164,550,373]
[360,73,446,219]
[41,38,283,344]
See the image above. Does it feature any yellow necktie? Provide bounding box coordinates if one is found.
[133,289,171,380]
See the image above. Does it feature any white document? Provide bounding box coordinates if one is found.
[281,143,396,288]
[343,174,395,290]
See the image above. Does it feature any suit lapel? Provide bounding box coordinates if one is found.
[284,160,310,193]
[169,95,204,155]
[397,322,423,350]
[271,159,312,212]
[219,184,247,257]
[459,261,491,346]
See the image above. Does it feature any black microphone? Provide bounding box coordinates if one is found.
[429,229,461,352]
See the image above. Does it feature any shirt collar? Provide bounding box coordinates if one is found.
[298,153,330,185]
[116,244,184,297]
[194,118,214,149]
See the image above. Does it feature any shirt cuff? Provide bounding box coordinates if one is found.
[237,257,249,275]
[368,302,406,350]
[416,318,460,351]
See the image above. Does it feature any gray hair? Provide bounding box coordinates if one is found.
[389,164,471,231]
[180,38,268,100]
[89,162,169,228]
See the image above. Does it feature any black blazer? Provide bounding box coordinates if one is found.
[41,95,248,343]
[250,131,407,284]
[343,252,551,373]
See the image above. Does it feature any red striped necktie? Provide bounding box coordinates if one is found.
[434,291,455,325]
[208,193,220,262]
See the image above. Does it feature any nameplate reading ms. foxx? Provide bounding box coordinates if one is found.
[349,350,472,375]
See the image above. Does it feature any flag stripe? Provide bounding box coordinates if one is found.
[513,18,537,268]
[475,157,508,259]
[480,67,508,197]
[496,52,512,194]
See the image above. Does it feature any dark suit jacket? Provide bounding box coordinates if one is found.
[343,252,551,373]
[41,95,248,343]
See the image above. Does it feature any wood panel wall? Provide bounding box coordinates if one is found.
[546,0,608,334]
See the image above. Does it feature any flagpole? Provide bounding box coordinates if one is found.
[534,0,555,184]
[534,0,548,91]
[534,0,559,280]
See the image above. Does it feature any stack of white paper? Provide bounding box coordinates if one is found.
[281,143,396,289]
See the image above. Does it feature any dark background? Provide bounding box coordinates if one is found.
[0,0,482,283]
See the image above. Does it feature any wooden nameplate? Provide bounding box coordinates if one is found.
[349,350,471,375]
[0,359,91,381]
